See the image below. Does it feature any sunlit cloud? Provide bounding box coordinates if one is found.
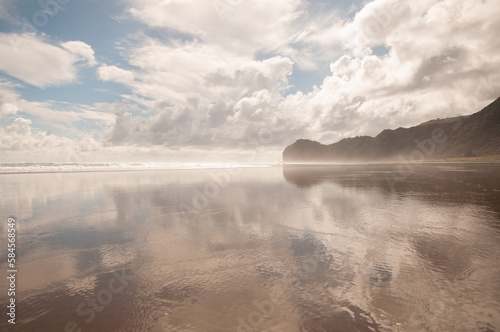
[0,0,499,162]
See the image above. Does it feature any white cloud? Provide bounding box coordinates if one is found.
[97,65,135,83]
[0,117,70,152]
[93,102,140,112]
[61,41,98,66]
[0,81,20,117]
[0,33,76,88]
[0,115,114,162]
[0,84,115,126]
[125,0,332,69]
[123,38,248,103]
[281,0,500,143]
[94,0,500,157]
[5,117,31,136]
[105,38,295,107]
[2,0,500,162]
[0,102,19,116]
[206,56,294,94]
[127,0,301,51]
[0,34,98,88]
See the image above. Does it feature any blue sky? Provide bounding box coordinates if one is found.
[0,0,499,162]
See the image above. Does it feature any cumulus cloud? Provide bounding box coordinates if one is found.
[5,117,31,136]
[0,34,98,88]
[97,65,135,83]
[0,115,121,163]
[0,33,77,88]
[205,56,294,94]
[0,102,19,116]
[105,38,295,107]
[61,41,98,66]
[106,102,210,147]
[96,0,500,156]
[2,0,500,162]
[104,88,307,152]
[316,0,500,126]
[1,117,71,152]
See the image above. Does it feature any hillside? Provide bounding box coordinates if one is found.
[283,97,500,163]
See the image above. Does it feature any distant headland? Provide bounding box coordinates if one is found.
[283,97,500,163]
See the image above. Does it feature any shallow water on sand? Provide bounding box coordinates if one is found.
[0,163,499,331]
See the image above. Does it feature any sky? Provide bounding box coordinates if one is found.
[0,0,499,163]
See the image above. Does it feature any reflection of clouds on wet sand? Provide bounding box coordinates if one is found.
[283,164,500,331]
[0,164,499,331]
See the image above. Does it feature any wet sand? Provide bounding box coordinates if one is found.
[1,163,499,331]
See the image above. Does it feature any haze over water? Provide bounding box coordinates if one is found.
[1,163,499,331]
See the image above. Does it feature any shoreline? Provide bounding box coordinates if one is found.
[1,159,499,175]
[283,156,500,165]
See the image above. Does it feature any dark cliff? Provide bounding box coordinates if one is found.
[283,97,500,163]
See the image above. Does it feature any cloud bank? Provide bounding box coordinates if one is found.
[1,0,499,162]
